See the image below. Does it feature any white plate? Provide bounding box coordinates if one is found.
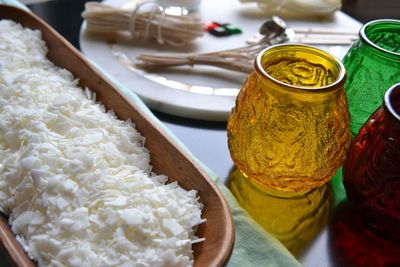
[79,0,361,121]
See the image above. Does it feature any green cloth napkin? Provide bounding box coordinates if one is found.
[0,1,301,266]
[214,178,302,267]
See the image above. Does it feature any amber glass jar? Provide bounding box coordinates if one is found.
[227,44,351,193]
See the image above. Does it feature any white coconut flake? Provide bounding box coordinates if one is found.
[0,20,203,267]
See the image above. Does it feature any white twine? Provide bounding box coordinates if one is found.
[129,1,165,43]
[82,2,204,47]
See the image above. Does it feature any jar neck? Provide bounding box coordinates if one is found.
[255,44,346,97]
[383,83,400,131]
[359,19,400,63]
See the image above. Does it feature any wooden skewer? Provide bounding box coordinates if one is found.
[291,27,359,35]
[136,36,288,73]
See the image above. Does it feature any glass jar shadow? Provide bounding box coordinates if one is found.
[329,201,400,267]
[227,167,334,257]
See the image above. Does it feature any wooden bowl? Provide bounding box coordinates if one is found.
[0,5,234,267]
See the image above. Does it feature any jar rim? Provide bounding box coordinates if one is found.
[384,83,400,122]
[255,43,346,92]
[360,19,400,58]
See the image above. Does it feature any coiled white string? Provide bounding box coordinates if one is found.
[129,1,165,43]
[82,2,204,46]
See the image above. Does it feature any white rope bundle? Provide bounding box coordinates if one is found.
[136,18,289,73]
[239,0,341,19]
[136,42,264,73]
[82,1,204,46]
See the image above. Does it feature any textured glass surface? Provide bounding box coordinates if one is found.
[343,84,400,238]
[228,168,333,257]
[343,19,400,136]
[227,44,351,193]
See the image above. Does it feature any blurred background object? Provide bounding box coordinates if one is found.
[23,0,400,49]
[342,0,400,23]
[238,0,341,19]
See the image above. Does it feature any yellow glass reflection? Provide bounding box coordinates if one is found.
[228,168,334,257]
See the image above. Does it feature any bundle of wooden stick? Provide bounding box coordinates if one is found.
[82,1,204,46]
[136,17,289,73]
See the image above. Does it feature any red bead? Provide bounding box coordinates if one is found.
[204,22,220,32]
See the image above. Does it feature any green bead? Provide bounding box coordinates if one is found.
[221,24,242,35]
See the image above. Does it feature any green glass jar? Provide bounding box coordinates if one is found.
[343,19,400,136]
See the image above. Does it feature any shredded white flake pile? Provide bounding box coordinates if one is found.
[0,20,203,267]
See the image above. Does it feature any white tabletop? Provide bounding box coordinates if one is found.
[80,0,362,121]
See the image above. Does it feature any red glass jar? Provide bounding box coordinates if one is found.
[343,83,400,238]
